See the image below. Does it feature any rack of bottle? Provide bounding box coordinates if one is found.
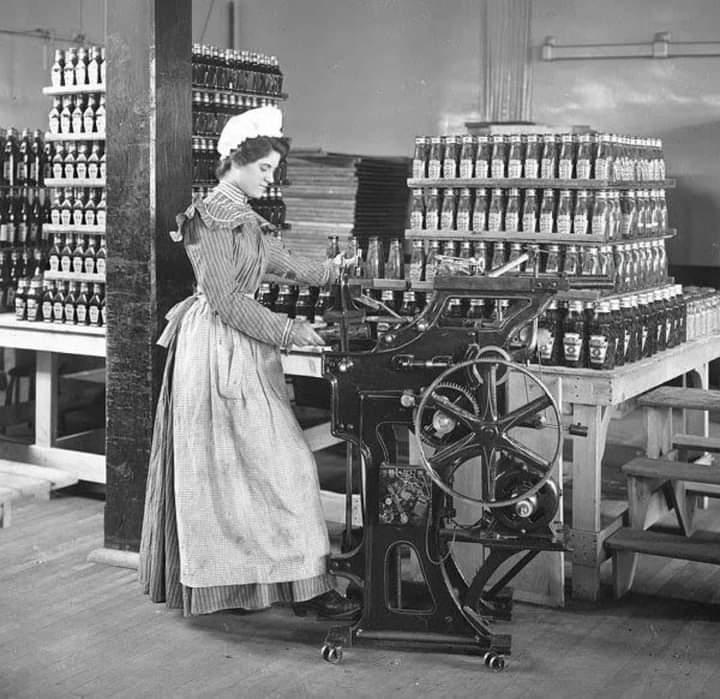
[2,46,109,330]
[191,43,289,229]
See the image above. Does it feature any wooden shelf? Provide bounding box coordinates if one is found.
[407,177,677,190]
[44,224,105,235]
[44,132,106,142]
[43,84,106,96]
[405,229,677,245]
[44,178,105,188]
[44,271,106,284]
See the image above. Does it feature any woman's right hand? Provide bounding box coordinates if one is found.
[290,319,326,347]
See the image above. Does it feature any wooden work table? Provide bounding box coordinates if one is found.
[0,314,106,483]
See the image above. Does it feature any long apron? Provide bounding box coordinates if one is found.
[139,294,332,614]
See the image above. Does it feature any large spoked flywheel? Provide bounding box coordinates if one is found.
[412,358,562,508]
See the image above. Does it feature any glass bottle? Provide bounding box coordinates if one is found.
[563,244,579,277]
[424,187,439,230]
[458,135,476,179]
[83,95,96,135]
[456,187,472,232]
[365,236,383,279]
[562,300,586,368]
[487,188,503,233]
[72,234,85,273]
[39,280,54,322]
[588,300,615,370]
[294,286,314,323]
[425,240,441,280]
[523,133,540,179]
[507,135,523,178]
[545,244,561,274]
[385,238,403,279]
[48,98,61,136]
[63,47,77,88]
[96,191,106,227]
[439,188,456,230]
[594,133,611,180]
[408,240,425,282]
[95,235,107,276]
[409,188,424,230]
[87,143,101,179]
[540,134,557,179]
[472,241,487,276]
[60,188,73,226]
[539,190,555,234]
[51,49,64,87]
[60,96,72,136]
[399,290,418,317]
[53,281,67,323]
[575,132,593,179]
[95,95,106,135]
[490,242,506,270]
[411,136,429,179]
[504,188,520,232]
[490,135,507,178]
[442,135,459,179]
[71,96,84,135]
[573,190,589,235]
[556,189,572,235]
[14,278,28,321]
[75,282,90,325]
[87,46,101,86]
[427,137,442,179]
[558,133,575,180]
[471,188,488,232]
[474,136,491,179]
[590,191,608,237]
[537,299,562,365]
[522,188,538,233]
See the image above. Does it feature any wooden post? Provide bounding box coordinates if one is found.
[104,0,193,551]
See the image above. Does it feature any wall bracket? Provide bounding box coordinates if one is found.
[541,32,720,61]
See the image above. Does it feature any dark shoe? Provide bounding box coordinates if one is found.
[292,589,361,621]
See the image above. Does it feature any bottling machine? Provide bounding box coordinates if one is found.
[318,273,569,669]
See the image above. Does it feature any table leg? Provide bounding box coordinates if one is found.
[35,351,58,448]
[570,403,611,601]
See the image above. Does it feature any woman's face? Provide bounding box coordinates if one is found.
[228,150,281,199]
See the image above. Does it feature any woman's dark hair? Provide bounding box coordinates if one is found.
[216,135,290,180]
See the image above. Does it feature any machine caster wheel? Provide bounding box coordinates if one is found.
[321,644,343,664]
[483,651,505,672]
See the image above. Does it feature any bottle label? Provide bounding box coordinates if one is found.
[72,115,83,133]
[96,258,106,275]
[409,210,423,230]
[539,213,554,234]
[64,303,75,323]
[3,161,12,182]
[427,161,441,179]
[84,257,96,274]
[89,306,100,325]
[408,260,424,282]
[541,159,555,179]
[73,257,84,273]
[73,210,84,226]
[17,163,27,182]
[42,300,53,321]
[84,116,95,134]
[474,255,486,276]
[49,116,60,135]
[508,159,522,178]
[85,210,96,227]
[538,333,555,361]
[573,214,588,235]
[64,163,75,179]
[88,163,99,179]
[100,162,106,179]
[26,299,39,322]
[61,210,72,226]
[563,332,582,362]
[488,212,502,232]
[0,224,10,243]
[61,256,72,273]
[412,160,425,179]
[15,298,26,321]
[97,211,106,226]
[459,161,473,178]
[61,115,71,134]
[472,211,486,232]
[504,212,519,232]
[53,301,64,322]
[456,211,470,231]
[523,213,536,233]
[524,160,539,179]
[491,160,505,178]
[595,159,608,180]
[556,213,571,235]
[443,159,456,178]
[53,163,63,179]
[49,254,60,272]
[576,159,591,179]
[96,115,106,133]
[591,214,607,237]
[589,334,609,367]
[558,160,573,179]
[440,211,453,230]
[76,163,87,179]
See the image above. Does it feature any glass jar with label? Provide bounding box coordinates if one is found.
[424,187,439,230]
[443,136,459,179]
[573,190,589,235]
[487,188,503,233]
[588,300,615,369]
[556,190,572,235]
[539,190,555,234]
[455,188,472,231]
[590,191,608,238]
[575,132,593,179]
[490,135,507,178]
[471,188,488,232]
[427,137,443,179]
[558,133,575,180]
[540,134,557,179]
[522,188,538,233]
[562,300,586,368]
[523,133,540,179]
[504,188,520,232]
[439,188,456,230]
[458,135,476,179]
[563,244,579,276]
[474,136,491,179]
[507,135,523,178]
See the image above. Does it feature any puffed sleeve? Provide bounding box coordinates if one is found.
[194,219,295,349]
[263,234,334,286]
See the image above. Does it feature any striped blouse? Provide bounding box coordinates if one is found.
[176,180,332,349]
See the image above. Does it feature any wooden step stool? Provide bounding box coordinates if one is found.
[0,461,77,528]
[605,455,720,598]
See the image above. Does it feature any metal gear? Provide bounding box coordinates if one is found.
[417,381,479,448]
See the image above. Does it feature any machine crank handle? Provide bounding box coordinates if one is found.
[392,354,453,371]
[567,422,588,437]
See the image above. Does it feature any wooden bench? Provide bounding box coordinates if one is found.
[606,455,720,598]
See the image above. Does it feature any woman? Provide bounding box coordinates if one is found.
[139,106,359,621]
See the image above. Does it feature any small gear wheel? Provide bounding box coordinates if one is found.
[417,382,479,448]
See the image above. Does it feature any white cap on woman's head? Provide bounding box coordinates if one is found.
[217,105,284,158]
